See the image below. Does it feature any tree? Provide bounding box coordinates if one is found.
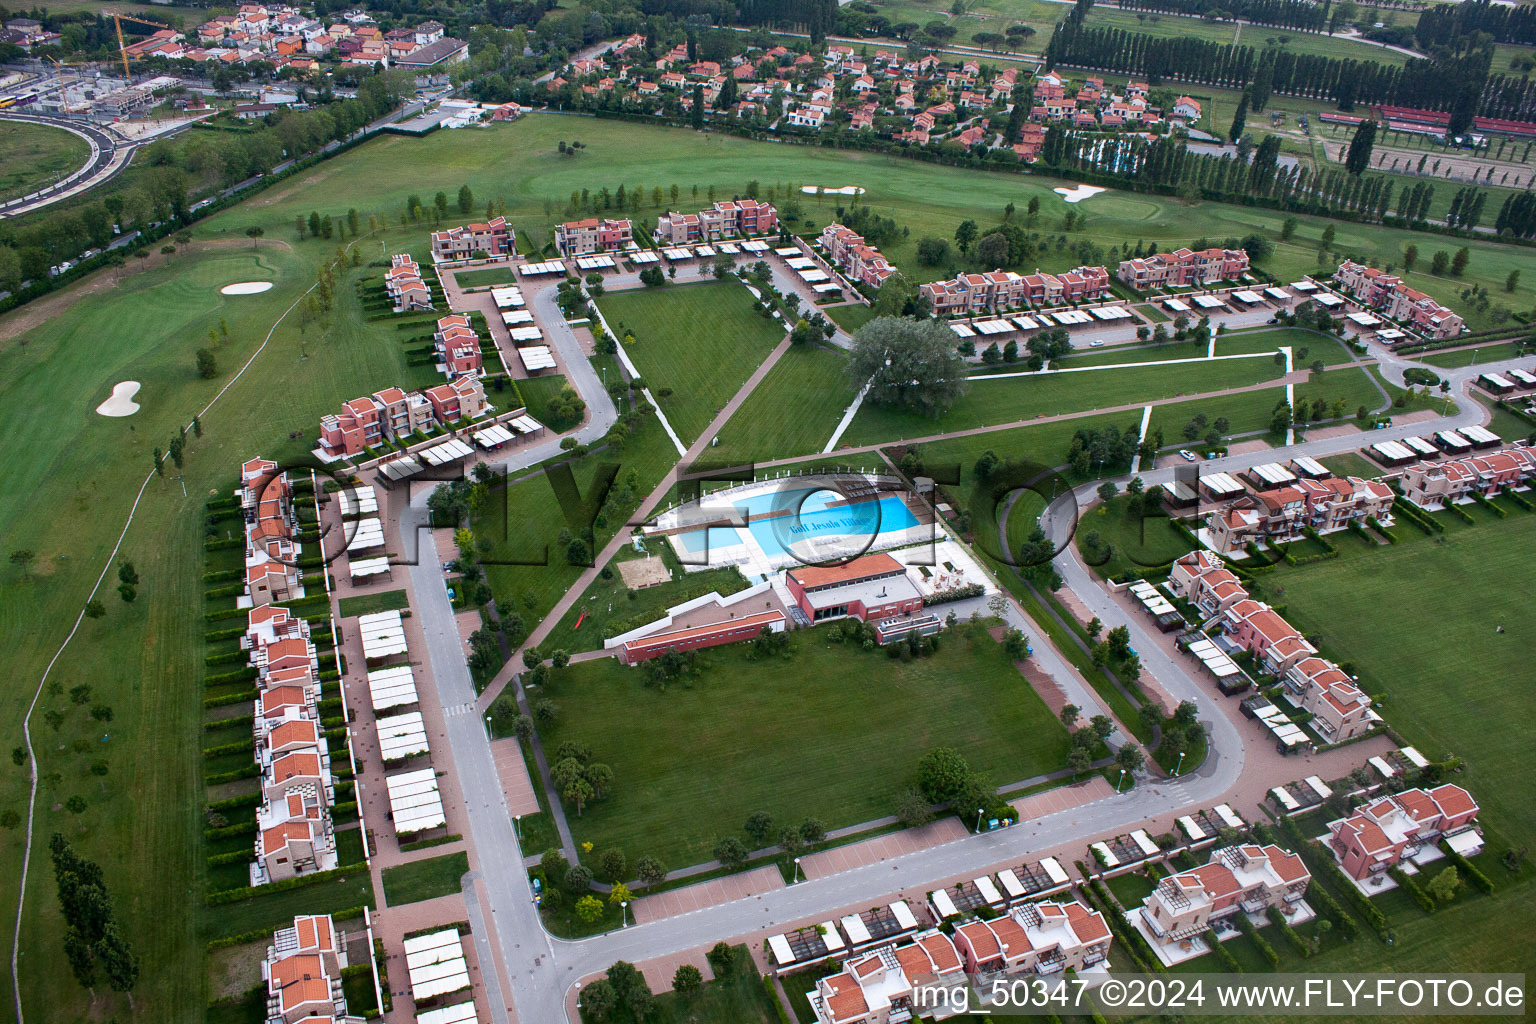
[976,231,1009,267]
[1345,120,1378,175]
[574,895,604,923]
[916,236,951,266]
[849,318,968,417]
[83,600,104,620]
[458,184,474,214]
[1115,744,1145,773]
[1066,746,1092,776]
[1059,703,1081,729]
[196,348,218,379]
[1506,269,1520,293]
[1228,92,1249,143]
[799,818,827,844]
[308,210,322,237]
[707,941,738,977]
[1270,403,1294,435]
[580,978,618,1018]
[744,811,775,847]
[1096,481,1118,503]
[1451,247,1470,277]
[608,881,632,907]
[1426,866,1461,903]
[673,963,704,994]
[1431,250,1450,275]
[896,787,933,829]
[598,848,626,882]
[954,219,978,252]
[635,856,666,888]
[1403,244,1418,271]
[917,747,971,804]
[713,836,748,868]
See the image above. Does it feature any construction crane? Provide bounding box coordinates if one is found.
[104,9,171,84]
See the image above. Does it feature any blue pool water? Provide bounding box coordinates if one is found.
[675,488,918,558]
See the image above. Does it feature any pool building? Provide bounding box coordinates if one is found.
[785,554,924,624]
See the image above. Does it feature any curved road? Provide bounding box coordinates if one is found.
[0,112,128,218]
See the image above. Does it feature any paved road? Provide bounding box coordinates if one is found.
[412,313,1526,1022]
[0,112,127,218]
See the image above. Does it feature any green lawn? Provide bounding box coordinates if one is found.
[843,352,1285,447]
[1076,495,1195,579]
[1251,510,1536,851]
[380,851,469,907]
[1318,452,1381,480]
[536,623,1071,868]
[1419,341,1529,368]
[546,553,752,654]
[712,343,853,463]
[598,282,785,446]
[337,588,410,618]
[578,946,776,1024]
[449,266,518,289]
[0,121,90,203]
[825,303,878,334]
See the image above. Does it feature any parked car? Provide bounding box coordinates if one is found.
[1266,317,1279,324]
[1179,449,1197,462]
[1088,339,1105,347]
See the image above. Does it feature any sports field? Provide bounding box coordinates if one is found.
[536,625,1071,867]
[598,281,786,445]
[0,121,90,203]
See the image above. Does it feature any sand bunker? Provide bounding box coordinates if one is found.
[802,185,866,196]
[221,281,274,295]
[96,381,141,417]
[1054,184,1108,204]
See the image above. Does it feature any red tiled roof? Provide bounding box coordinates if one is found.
[787,552,902,589]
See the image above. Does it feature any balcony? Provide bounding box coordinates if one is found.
[1036,953,1066,975]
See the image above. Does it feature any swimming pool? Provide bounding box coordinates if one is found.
[676,487,919,558]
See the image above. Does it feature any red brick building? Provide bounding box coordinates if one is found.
[784,553,923,624]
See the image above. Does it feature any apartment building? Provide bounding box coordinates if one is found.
[384,254,433,311]
[240,460,302,606]
[553,217,633,256]
[922,264,1110,314]
[1139,844,1310,945]
[433,314,483,378]
[820,223,896,288]
[1166,550,1250,618]
[1283,657,1376,742]
[424,374,488,425]
[318,386,435,457]
[952,899,1112,978]
[654,200,779,243]
[1115,248,1250,289]
[254,786,337,883]
[1327,784,1480,881]
[261,915,363,1023]
[430,215,512,260]
[1399,445,1536,507]
[1206,477,1394,555]
[1334,260,1465,339]
[812,931,963,1024]
[1222,599,1318,675]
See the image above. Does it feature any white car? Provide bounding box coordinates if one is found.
[1088,339,1105,347]
[1178,449,1197,462]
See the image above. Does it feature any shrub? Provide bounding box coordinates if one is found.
[1237,912,1280,968]
[1266,906,1311,957]
[1439,841,1494,894]
[1389,866,1436,913]
[1203,929,1243,972]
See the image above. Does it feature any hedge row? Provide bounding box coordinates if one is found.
[206,764,259,786]
[205,820,257,842]
[1470,491,1506,518]
[1389,866,1436,913]
[1265,906,1312,957]
[1236,912,1280,968]
[1203,929,1243,972]
[1084,880,1164,973]
[1439,841,1495,894]
[204,689,258,709]
[1391,499,1443,535]
[1504,487,1534,512]
[203,740,251,760]
[207,791,262,813]
[1303,879,1359,939]
[205,626,245,643]
[205,861,367,905]
[206,667,259,687]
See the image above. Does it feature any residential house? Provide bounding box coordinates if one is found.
[430,215,513,260]
[1223,599,1317,674]
[1206,477,1394,554]
[260,915,362,1022]
[820,223,896,288]
[433,314,483,378]
[654,200,778,243]
[810,931,963,1024]
[1116,248,1250,289]
[1335,260,1465,338]
[423,374,487,425]
[554,217,633,256]
[1284,657,1376,742]
[1399,445,1536,506]
[384,254,432,311]
[1167,550,1250,618]
[318,385,435,457]
[1172,96,1202,120]
[1139,844,1310,945]
[951,899,1112,977]
[1327,785,1480,881]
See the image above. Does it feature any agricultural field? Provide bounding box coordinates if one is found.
[534,623,1070,868]
[0,121,90,203]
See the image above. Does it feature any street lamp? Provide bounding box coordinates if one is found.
[975,807,986,833]
[1174,751,1186,777]
[621,900,628,927]
[792,857,802,884]
[514,814,521,841]
[1116,768,1127,793]
[484,714,492,741]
